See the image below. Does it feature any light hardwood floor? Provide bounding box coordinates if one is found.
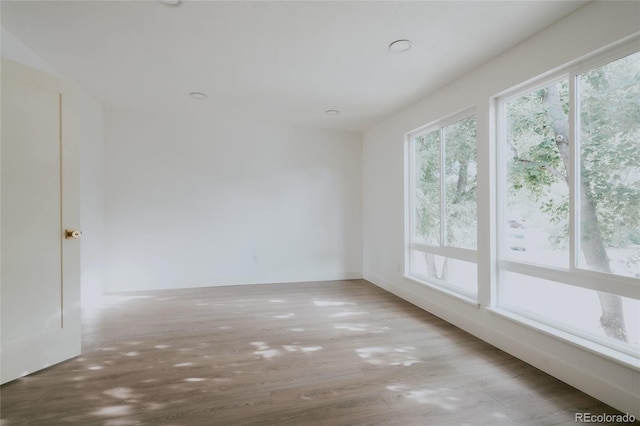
[0,280,633,425]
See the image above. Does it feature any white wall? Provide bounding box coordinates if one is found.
[1,27,106,304]
[104,107,362,292]
[363,1,640,418]
[79,93,105,306]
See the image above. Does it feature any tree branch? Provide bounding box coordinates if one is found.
[508,140,568,183]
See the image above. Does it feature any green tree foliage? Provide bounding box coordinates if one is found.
[580,53,640,251]
[507,80,570,249]
[444,116,478,249]
[415,130,440,246]
[415,118,478,249]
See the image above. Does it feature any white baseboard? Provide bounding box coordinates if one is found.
[105,270,363,293]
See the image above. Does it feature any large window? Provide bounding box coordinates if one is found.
[404,42,638,363]
[498,49,640,357]
[408,113,478,298]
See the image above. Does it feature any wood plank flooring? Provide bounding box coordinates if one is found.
[0,279,633,425]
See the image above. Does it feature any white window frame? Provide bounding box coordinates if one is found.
[406,108,478,299]
[494,40,640,358]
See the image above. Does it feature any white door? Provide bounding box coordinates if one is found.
[1,59,81,384]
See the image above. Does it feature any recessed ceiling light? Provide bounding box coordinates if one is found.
[389,39,413,53]
[158,0,181,6]
[325,110,340,116]
[189,92,208,100]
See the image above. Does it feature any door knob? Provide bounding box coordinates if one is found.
[65,229,82,239]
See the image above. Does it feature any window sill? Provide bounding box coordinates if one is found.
[488,307,640,371]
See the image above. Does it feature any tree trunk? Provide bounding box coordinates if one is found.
[425,252,438,278]
[456,160,468,196]
[422,156,463,284]
[424,252,449,281]
[440,257,449,281]
[545,86,627,341]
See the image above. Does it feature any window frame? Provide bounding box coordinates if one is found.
[494,41,640,357]
[406,108,478,299]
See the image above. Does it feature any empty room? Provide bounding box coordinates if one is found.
[1,1,639,425]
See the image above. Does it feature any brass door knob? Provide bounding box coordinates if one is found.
[65,229,82,239]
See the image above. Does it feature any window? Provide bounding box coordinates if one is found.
[408,113,478,297]
[498,49,640,356]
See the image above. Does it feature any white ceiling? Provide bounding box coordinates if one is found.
[1,1,588,132]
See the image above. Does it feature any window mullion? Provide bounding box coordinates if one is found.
[439,127,446,247]
[569,72,578,273]
[495,100,507,308]
[409,136,416,244]
[407,135,416,274]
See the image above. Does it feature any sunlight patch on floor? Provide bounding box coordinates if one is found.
[104,387,135,399]
[356,346,421,366]
[334,323,367,331]
[154,345,171,349]
[289,328,305,332]
[329,311,369,318]
[334,323,390,333]
[91,405,132,416]
[174,362,195,367]
[251,342,281,359]
[273,313,295,319]
[185,378,206,382]
[88,365,104,370]
[386,385,459,409]
[254,349,281,359]
[283,345,323,353]
[269,299,286,303]
[313,300,357,307]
